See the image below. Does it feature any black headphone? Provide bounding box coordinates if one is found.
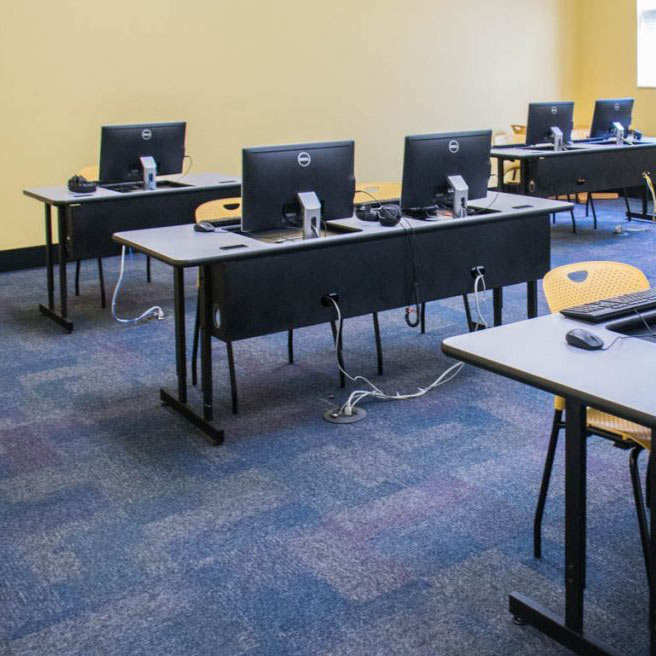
[67,175,97,194]
[355,203,401,227]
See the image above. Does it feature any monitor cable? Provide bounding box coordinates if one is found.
[111,246,164,324]
[325,270,488,420]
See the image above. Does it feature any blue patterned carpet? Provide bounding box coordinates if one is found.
[1,199,655,655]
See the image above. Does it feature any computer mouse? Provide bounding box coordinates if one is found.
[194,221,215,232]
[565,328,604,351]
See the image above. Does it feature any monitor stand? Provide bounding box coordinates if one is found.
[297,191,321,239]
[140,156,157,190]
[550,127,564,152]
[612,121,625,145]
[447,175,469,218]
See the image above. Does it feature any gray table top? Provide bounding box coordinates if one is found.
[23,172,241,205]
[491,137,656,160]
[113,192,572,268]
[442,312,656,427]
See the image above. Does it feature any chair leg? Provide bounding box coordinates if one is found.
[534,409,564,559]
[97,258,106,309]
[551,212,556,225]
[420,303,426,334]
[585,194,590,217]
[226,341,238,414]
[288,329,294,364]
[629,446,651,584]
[588,194,597,229]
[372,312,383,375]
[623,187,632,221]
[146,255,152,283]
[191,295,200,387]
[75,260,81,297]
[570,208,577,233]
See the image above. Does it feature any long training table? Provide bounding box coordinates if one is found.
[492,138,656,223]
[113,192,571,444]
[443,312,656,655]
[23,172,241,332]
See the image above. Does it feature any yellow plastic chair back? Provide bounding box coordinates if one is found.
[195,197,241,222]
[355,182,401,205]
[543,261,649,314]
[78,165,99,181]
[511,124,526,136]
[545,261,650,418]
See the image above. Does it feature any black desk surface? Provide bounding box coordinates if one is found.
[442,312,656,428]
[491,137,656,160]
[113,192,572,268]
[23,172,240,206]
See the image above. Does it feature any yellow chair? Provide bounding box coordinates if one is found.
[492,133,523,188]
[535,261,651,578]
[195,197,242,222]
[354,182,401,205]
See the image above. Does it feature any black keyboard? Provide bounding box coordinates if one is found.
[100,182,144,193]
[560,287,656,323]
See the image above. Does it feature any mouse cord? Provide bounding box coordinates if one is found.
[599,310,656,350]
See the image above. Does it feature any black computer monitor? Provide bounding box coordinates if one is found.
[98,121,186,184]
[525,102,574,146]
[241,140,355,233]
[400,130,492,215]
[589,98,634,138]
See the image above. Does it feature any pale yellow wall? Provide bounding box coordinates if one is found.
[574,0,656,132]
[1,0,576,251]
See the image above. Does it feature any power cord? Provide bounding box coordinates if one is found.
[111,246,164,324]
[643,171,656,216]
[326,271,488,418]
[176,154,193,182]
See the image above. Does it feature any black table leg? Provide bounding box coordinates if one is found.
[564,399,586,631]
[497,157,504,192]
[527,281,538,318]
[521,161,530,195]
[58,206,68,321]
[160,264,223,444]
[649,430,656,655]
[508,398,618,655]
[493,288,503,326]
[44,205,54,309]
[174,267,187,404]
[200,264,214,421]
[39,205,74,332]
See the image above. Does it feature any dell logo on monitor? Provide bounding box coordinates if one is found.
[141,128,152,141]
[448,140,460,154]
[551,106,558,115]
[297,152,311,167]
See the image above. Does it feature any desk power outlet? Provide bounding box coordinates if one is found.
[322,293,339,307]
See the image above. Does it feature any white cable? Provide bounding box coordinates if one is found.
[328,273,488,417]
[111,246,164,324]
